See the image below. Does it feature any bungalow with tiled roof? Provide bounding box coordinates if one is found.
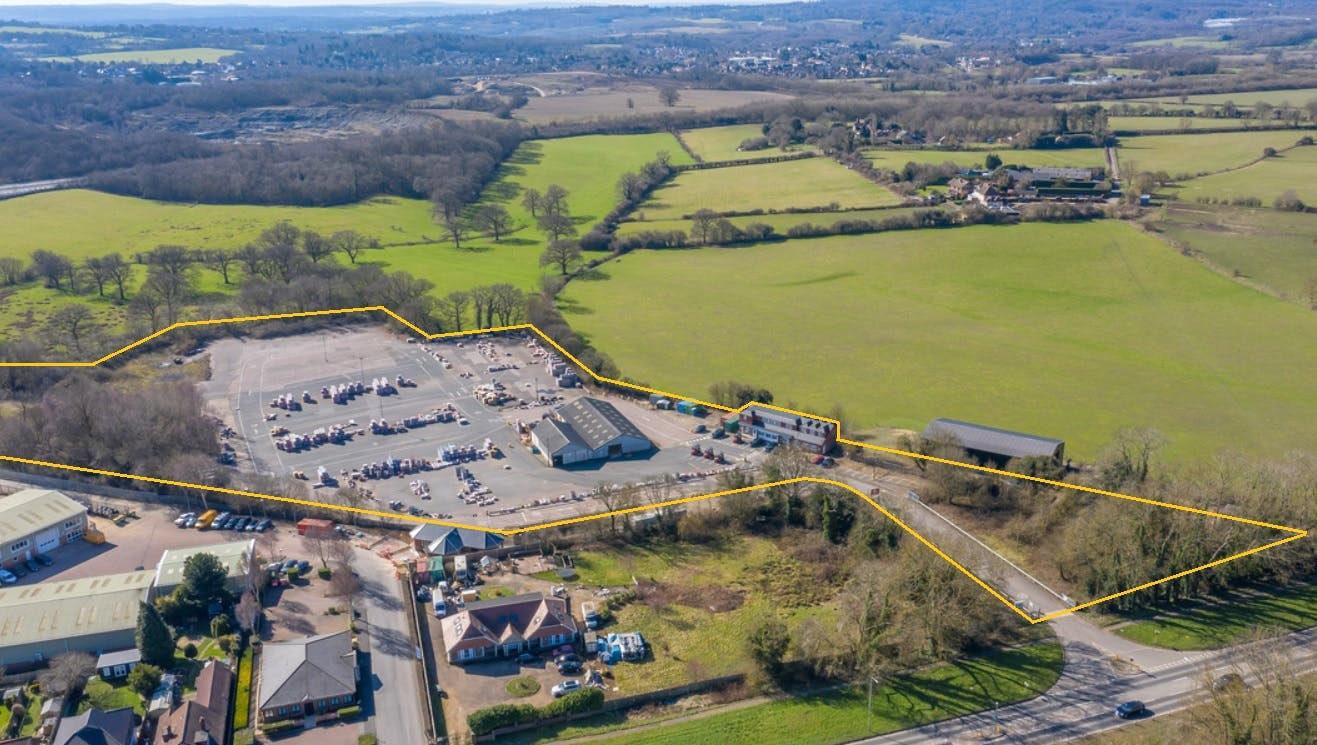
[440,593,578,664]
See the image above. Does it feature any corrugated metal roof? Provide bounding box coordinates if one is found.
[0,489,86,547]
[0,571,153,649]
[154,540,254,589]
[922,418,1064,460]
[556,398,648,452]
[531,417,588,457]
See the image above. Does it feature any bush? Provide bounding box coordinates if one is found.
[183,642,198,659]
[127,663,164,698]
[505,676,541,698]
[468,703,538,735]
[336,705,361,719]
[1274,189,1307,212]
[262,720,297,736]
[540,687,604,719]
[318,567,332,580]
[357,735,377,745]
[210,615,232,638]
[286,567,300,581]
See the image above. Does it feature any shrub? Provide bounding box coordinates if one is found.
[336,705,362,719]
[210,614,232,638]
[540,687,604,719]
[286,567,300,581]
[183,642,198,659]
[1274,189,1307,212]
[262,720,297,736]
[318,567,332,580]
[467,703,537,736]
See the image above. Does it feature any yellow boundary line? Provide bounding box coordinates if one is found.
[1,307,1306,624]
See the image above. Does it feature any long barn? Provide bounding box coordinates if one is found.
[531,397,652,467]
[922,418,1065,466]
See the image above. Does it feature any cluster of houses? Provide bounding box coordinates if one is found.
[0,489,360,745]
[942,165,1115,209]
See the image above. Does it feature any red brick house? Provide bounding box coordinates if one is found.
[440,593,578,664]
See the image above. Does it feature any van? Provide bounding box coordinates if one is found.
[432,596,448,617]
[195,510,219,529]
[453,555,470,583]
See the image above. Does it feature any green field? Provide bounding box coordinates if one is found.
[560,221,1317,461]
[0,24,107,37]
[618,207,936,237]
[525,642,1062,745]
[1106,116,1284,132]
[0,133,689,341]
[52,47,238,63]
[1152,205,1317,303]
[1131,36,1230,49]
[897,33,951,47]
[680,125,791,162]
[1113,584,1317,650]
[1117,130,1303,177]
[862,147,1107,171]
[1125,87,1317,107]
[637,159,899,221]
[1171,144,1317,206]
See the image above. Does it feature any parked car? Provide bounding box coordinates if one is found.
[184,516,198,528]
[257,519,273,531]
[551,680,582,698]
[174,512,196,526]
[1115,701,1146,719]
[34,554,53,567]
[282,559,300,572]
[297,560,313,575]
[24,559,40,573]
[554,653,581,665]
[10,564,25,578]
[515,652,538,664]
[0,569,16,585]
[415,587,432,602]
[710,428,727,439]
[557,661,582,675]
[692,424,707,434]
[245,520,260,532]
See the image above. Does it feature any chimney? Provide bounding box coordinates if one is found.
[200,717,208,731]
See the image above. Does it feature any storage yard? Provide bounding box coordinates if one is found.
[202,327,762,529]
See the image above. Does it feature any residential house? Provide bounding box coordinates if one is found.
[153,659,232,745]
[257,631,358,723]
[440,593,578,664]
[52,708,136,745]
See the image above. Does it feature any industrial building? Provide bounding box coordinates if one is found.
[921,418,1065,466]
[0,570,154,667]
[737,405,838,454]
[409,525,504,556]
[530,397,652,467]
[0,489,88,570]
[153,540,256,600]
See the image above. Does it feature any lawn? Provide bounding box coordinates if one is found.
[81,679,142,715]
[680,125,793,162]
[1112,583,1317,650]
[520,641,1062,745]
[1117,130,1305,177]
[0,693,42,737]
[862,146,1107,170]
[1151,205,1317,303]
[233,646,254,730]
[637,159,899,221]
[1171,143,1317,206]
[57,47,239,63]
[559,220,1317,461]
[0,132,688,343]
[1123,87,1317,107]
[617,207,938,237]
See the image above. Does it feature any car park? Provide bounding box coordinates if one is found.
[0,569,16,584]
[551,680,582,698]
[34,554,53,567]
[1115,701,1146,719]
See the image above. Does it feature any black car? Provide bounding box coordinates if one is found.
[10,564,25,578]
[24,559,40,573]
[557,661,582,675]
[554,652,581,665]
[1115,701,1146,719]
[34,554,54,567]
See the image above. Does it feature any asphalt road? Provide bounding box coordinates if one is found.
[0,177,83,200]
[356,547,430,745]
[834,462,1317,744]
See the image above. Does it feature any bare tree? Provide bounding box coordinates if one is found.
[234,590,262,636]
[658,86,681,107]
[142,245,195,277]
[443,215,471,249]
[520,188,543,218]
[537,214,577,245]
[473,205,514,242]
[539,240,582,276]
[39,652,96,697]
[327,561,362,607]
[331,230,369,265]
[541,184,570,217]
[204,249,238,285]
[437,290,471,331]
[45,304,98,355]
[301,230,334,263]
[31,249,71,290]
[0,257,23,286]
[303,534,332,569]
[85,256,112,297]
[103,254,134,302]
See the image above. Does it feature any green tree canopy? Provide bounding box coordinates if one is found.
[136,600,176,668]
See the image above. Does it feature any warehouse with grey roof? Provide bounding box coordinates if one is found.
[0,570,154,667]
[922,418,1065,466]
[0,488,88,571]
[530,397,653,467]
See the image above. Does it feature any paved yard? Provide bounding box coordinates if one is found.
[268,718,362,745]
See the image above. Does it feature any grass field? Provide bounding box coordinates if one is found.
[862,147,1107,170]
[0,24,107,37]
[1170,143,1317,206]
[515,88,791,124]
[0,133,686,342]
[680,125,790,162]
[618,207,936,237]
[1131,36,1231,48]
[48,47,239,63]
[512,642,1062,745]
[1151,205,1317,303]
[637,159,899,220]
[1112,583,1317,650]
[559,221,1317,461]
[1107,116,1287,132]
[1123,87,1317,107]
[1116,130,1304,177]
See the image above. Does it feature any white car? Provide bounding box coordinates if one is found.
[174,512,196,526]
[0,569,17,585]
[551,680,582,698]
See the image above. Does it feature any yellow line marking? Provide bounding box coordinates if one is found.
[1,308,1306,624]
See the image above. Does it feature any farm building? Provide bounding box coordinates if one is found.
[0,570,154,667]
[440,593,578,664]
[738,405,838,454]
[409,525,504,556]
[153,659,232,745]
[257,631,358,723]
[152,540,256,600]
[0,489,88,570]
[921,418,1065,466]
[530,397,652,467]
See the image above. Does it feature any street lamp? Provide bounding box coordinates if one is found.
[866,676,883,731]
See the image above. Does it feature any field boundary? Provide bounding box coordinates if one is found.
[0,305,1306,624]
